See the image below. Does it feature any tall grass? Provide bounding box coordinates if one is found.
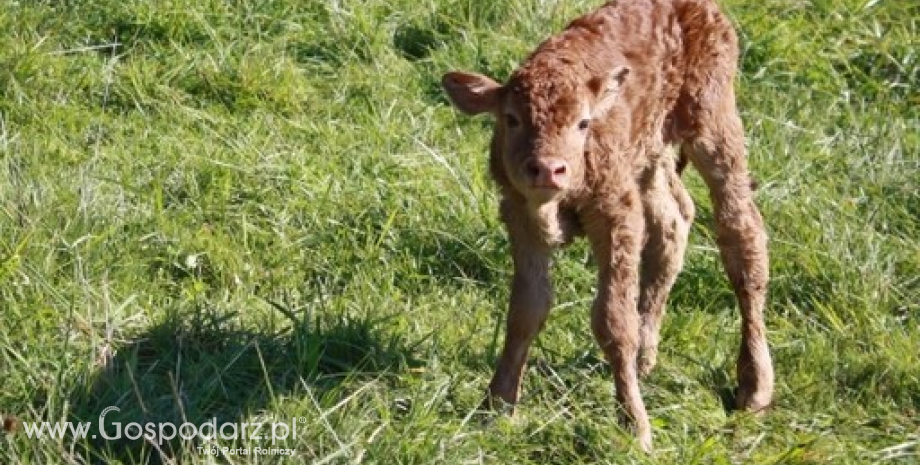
[0,0,917,463]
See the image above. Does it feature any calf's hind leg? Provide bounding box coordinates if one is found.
[684,93,774,412]
[637,160,694,377]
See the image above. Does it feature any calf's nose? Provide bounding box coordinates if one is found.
[525,158,569,189]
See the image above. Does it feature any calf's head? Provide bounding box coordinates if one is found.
[442,64,629,204]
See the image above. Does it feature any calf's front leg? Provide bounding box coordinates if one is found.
[586,192,652,451]
[485,201,554,410]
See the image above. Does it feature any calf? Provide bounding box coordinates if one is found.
[441,0,774,451]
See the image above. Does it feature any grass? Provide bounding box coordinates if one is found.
[0,0,917,463]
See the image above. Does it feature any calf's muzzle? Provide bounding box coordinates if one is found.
[523,158,569,190]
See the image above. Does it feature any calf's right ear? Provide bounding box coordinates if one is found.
[589,65,630,118]
[441,71,501,116]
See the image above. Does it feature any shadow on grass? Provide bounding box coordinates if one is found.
[698,365,740,414]
[66,303,419,464]
[399,227,505,290]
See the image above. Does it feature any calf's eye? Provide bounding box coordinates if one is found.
[578,119,591,130]
[505,114,520,128]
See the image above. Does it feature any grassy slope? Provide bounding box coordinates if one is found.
[0,0,917,463]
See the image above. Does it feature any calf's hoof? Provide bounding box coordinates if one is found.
[617,411,653,453]
[478,392,516,416]
[735,384,773,414]
[637,430,653,453]
[637,349,658,378]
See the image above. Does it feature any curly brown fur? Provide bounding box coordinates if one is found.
[442,0,774,451]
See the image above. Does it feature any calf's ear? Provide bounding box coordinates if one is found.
[588,65,630,117]
[441,71,501,115]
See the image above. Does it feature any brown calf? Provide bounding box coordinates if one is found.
[441,0,773,451]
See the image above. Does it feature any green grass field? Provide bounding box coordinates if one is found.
[1,0,917,463]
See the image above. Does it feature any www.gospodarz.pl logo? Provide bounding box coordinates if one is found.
[19,406,306,448]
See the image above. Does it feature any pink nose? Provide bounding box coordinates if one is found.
[525,159,568,189]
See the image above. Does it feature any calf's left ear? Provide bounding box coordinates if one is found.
[588,65,630,117]
[442,71,502,116]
